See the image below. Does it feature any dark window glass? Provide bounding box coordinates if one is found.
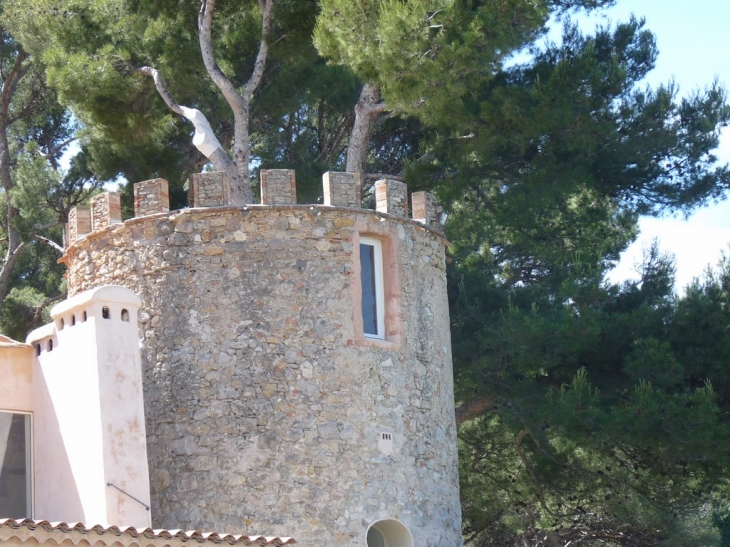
[0,413,31,518]
[360,243,378,336]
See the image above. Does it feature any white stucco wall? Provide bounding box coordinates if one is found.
[25,286,151,527]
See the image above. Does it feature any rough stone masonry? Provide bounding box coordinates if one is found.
[63,175,462,547]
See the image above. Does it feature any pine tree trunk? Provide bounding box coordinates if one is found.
[0,120,25,310]
[346,83,386,177]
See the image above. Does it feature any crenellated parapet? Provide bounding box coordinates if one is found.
[67,191,122,246]
[65,171,443,248]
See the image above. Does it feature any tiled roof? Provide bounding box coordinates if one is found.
[0,519,295,546]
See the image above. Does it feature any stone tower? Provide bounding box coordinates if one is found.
[62,171,462,547]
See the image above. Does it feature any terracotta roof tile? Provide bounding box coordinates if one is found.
[0,519,295,546]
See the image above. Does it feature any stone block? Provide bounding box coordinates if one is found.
[322,171,360,208]
[191,172,231,207]
[134,178,170,217]
[260,169,296,205]
[90,192,122,231]
[66,206,91,245]
[411,191,438,228]
[375,178,408,217]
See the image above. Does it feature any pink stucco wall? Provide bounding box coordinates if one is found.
[0,337,34,414]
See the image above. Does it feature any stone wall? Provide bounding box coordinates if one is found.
[411,191,438,230]
[134,179,170,217]
[322,171,361,208]
[90,192,122,231]
[67,206,91,245]
[375,179,408,218]
[191,172,232,207]
[63,180,461,547]
[260,170,296,205]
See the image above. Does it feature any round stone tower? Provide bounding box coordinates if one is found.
[62,171,462,547]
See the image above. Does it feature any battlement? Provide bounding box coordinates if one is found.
[65,170,443,246]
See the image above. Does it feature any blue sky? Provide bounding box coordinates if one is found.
[565,0,730,290]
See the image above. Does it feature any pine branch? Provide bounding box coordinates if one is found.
[198,0,246,112]
[136,66,184,116]
[455,394,499,424]
[242,0,275,100]
[33,235,64,255]
[137,65,232,173]
[0,50,29,125]
[366,173,406,182]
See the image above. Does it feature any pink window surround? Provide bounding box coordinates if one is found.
[350,218,403,349]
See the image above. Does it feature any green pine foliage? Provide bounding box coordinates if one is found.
[454,246,730,545]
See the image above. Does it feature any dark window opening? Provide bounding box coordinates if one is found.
[121,309,129,322]
[71,315,76,326]
[360,237,384,339]
[366,520,413,547]
[35,344,40,356]
[367,528,386,547]
[82,311,87,322]
[361,243,377,335]
[0,413,32,518]
[102,307,110,319]
[47,339,53,352]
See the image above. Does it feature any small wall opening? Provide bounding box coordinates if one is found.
[58,318,64,330]
[121,309,129,322]
[82,311,87,322]
[47,339,53,352]
[102,306,110,319]
[71,314,76,326]
[35,344,40,356]
[366,519,413,547]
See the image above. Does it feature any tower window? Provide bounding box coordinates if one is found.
[0,412,32,518]
[121,309,130,322]
[102,306,110,319]
[360,237,384,339]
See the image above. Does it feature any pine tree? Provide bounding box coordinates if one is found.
[0,14,99,333]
